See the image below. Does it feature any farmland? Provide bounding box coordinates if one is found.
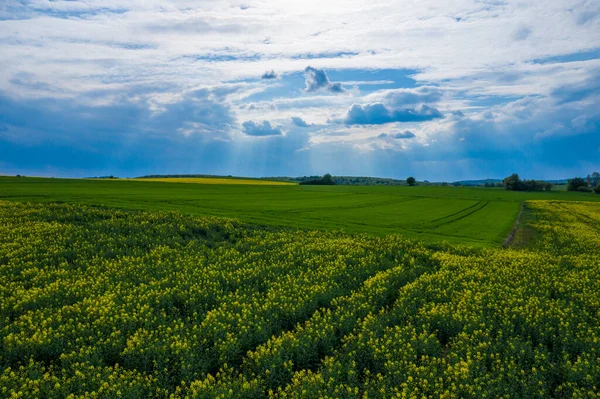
[1,198,599,398]
[1,176,598,246]
[131,177,296,186]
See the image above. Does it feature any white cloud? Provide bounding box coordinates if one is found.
[364,86,445,106]
[2,0,599,101]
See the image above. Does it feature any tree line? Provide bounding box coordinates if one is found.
[298,173,336,185]
[502,174,553,191]
[502,172,600,193]
[297,174,419,186]
[567,172,600,193]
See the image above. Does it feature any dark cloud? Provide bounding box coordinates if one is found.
[0,89,313,178]
[378,131,416,140]
[261,70,278,79]
[291,116,312,127]
[329,82,345,93]
[304,67,329,91]
[0,89,242,177]
[403,95,600,173]
[0,87,235,145]
[242,120,283,136]
[304,66,346,93]
[344,103,443,125]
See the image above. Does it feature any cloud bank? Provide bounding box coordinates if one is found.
[378,131,416,140]
[344,103,443,125]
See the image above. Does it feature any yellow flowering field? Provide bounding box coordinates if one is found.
[0,200,599,398]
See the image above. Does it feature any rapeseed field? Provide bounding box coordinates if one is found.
[1,200,599,398]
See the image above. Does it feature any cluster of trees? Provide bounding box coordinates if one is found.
[502,172,600,194]
[297,174,418,186]
[298,173,335,185]
[568,172,600,193]
[330,176,406,186]
[282,175,410,186]
[502,174,552,192]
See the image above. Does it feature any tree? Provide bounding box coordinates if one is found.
[503,173,522,191]
[406,176,416,186]
[595,182,600,194]
[567,177,587,192]
[591,172,600,186]
[322,173,334,185]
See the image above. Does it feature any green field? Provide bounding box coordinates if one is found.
[1,176,598,246]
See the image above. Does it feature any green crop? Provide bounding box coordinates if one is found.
[2,177,598,247]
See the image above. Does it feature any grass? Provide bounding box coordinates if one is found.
[1,176,598,247]
[509,203,541,249]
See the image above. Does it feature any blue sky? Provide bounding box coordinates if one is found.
[1,1,599,180]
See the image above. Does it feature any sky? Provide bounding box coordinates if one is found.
[1,0,599,180]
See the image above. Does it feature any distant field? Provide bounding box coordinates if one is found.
[129,177,296,185]
[1,176,598,246]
